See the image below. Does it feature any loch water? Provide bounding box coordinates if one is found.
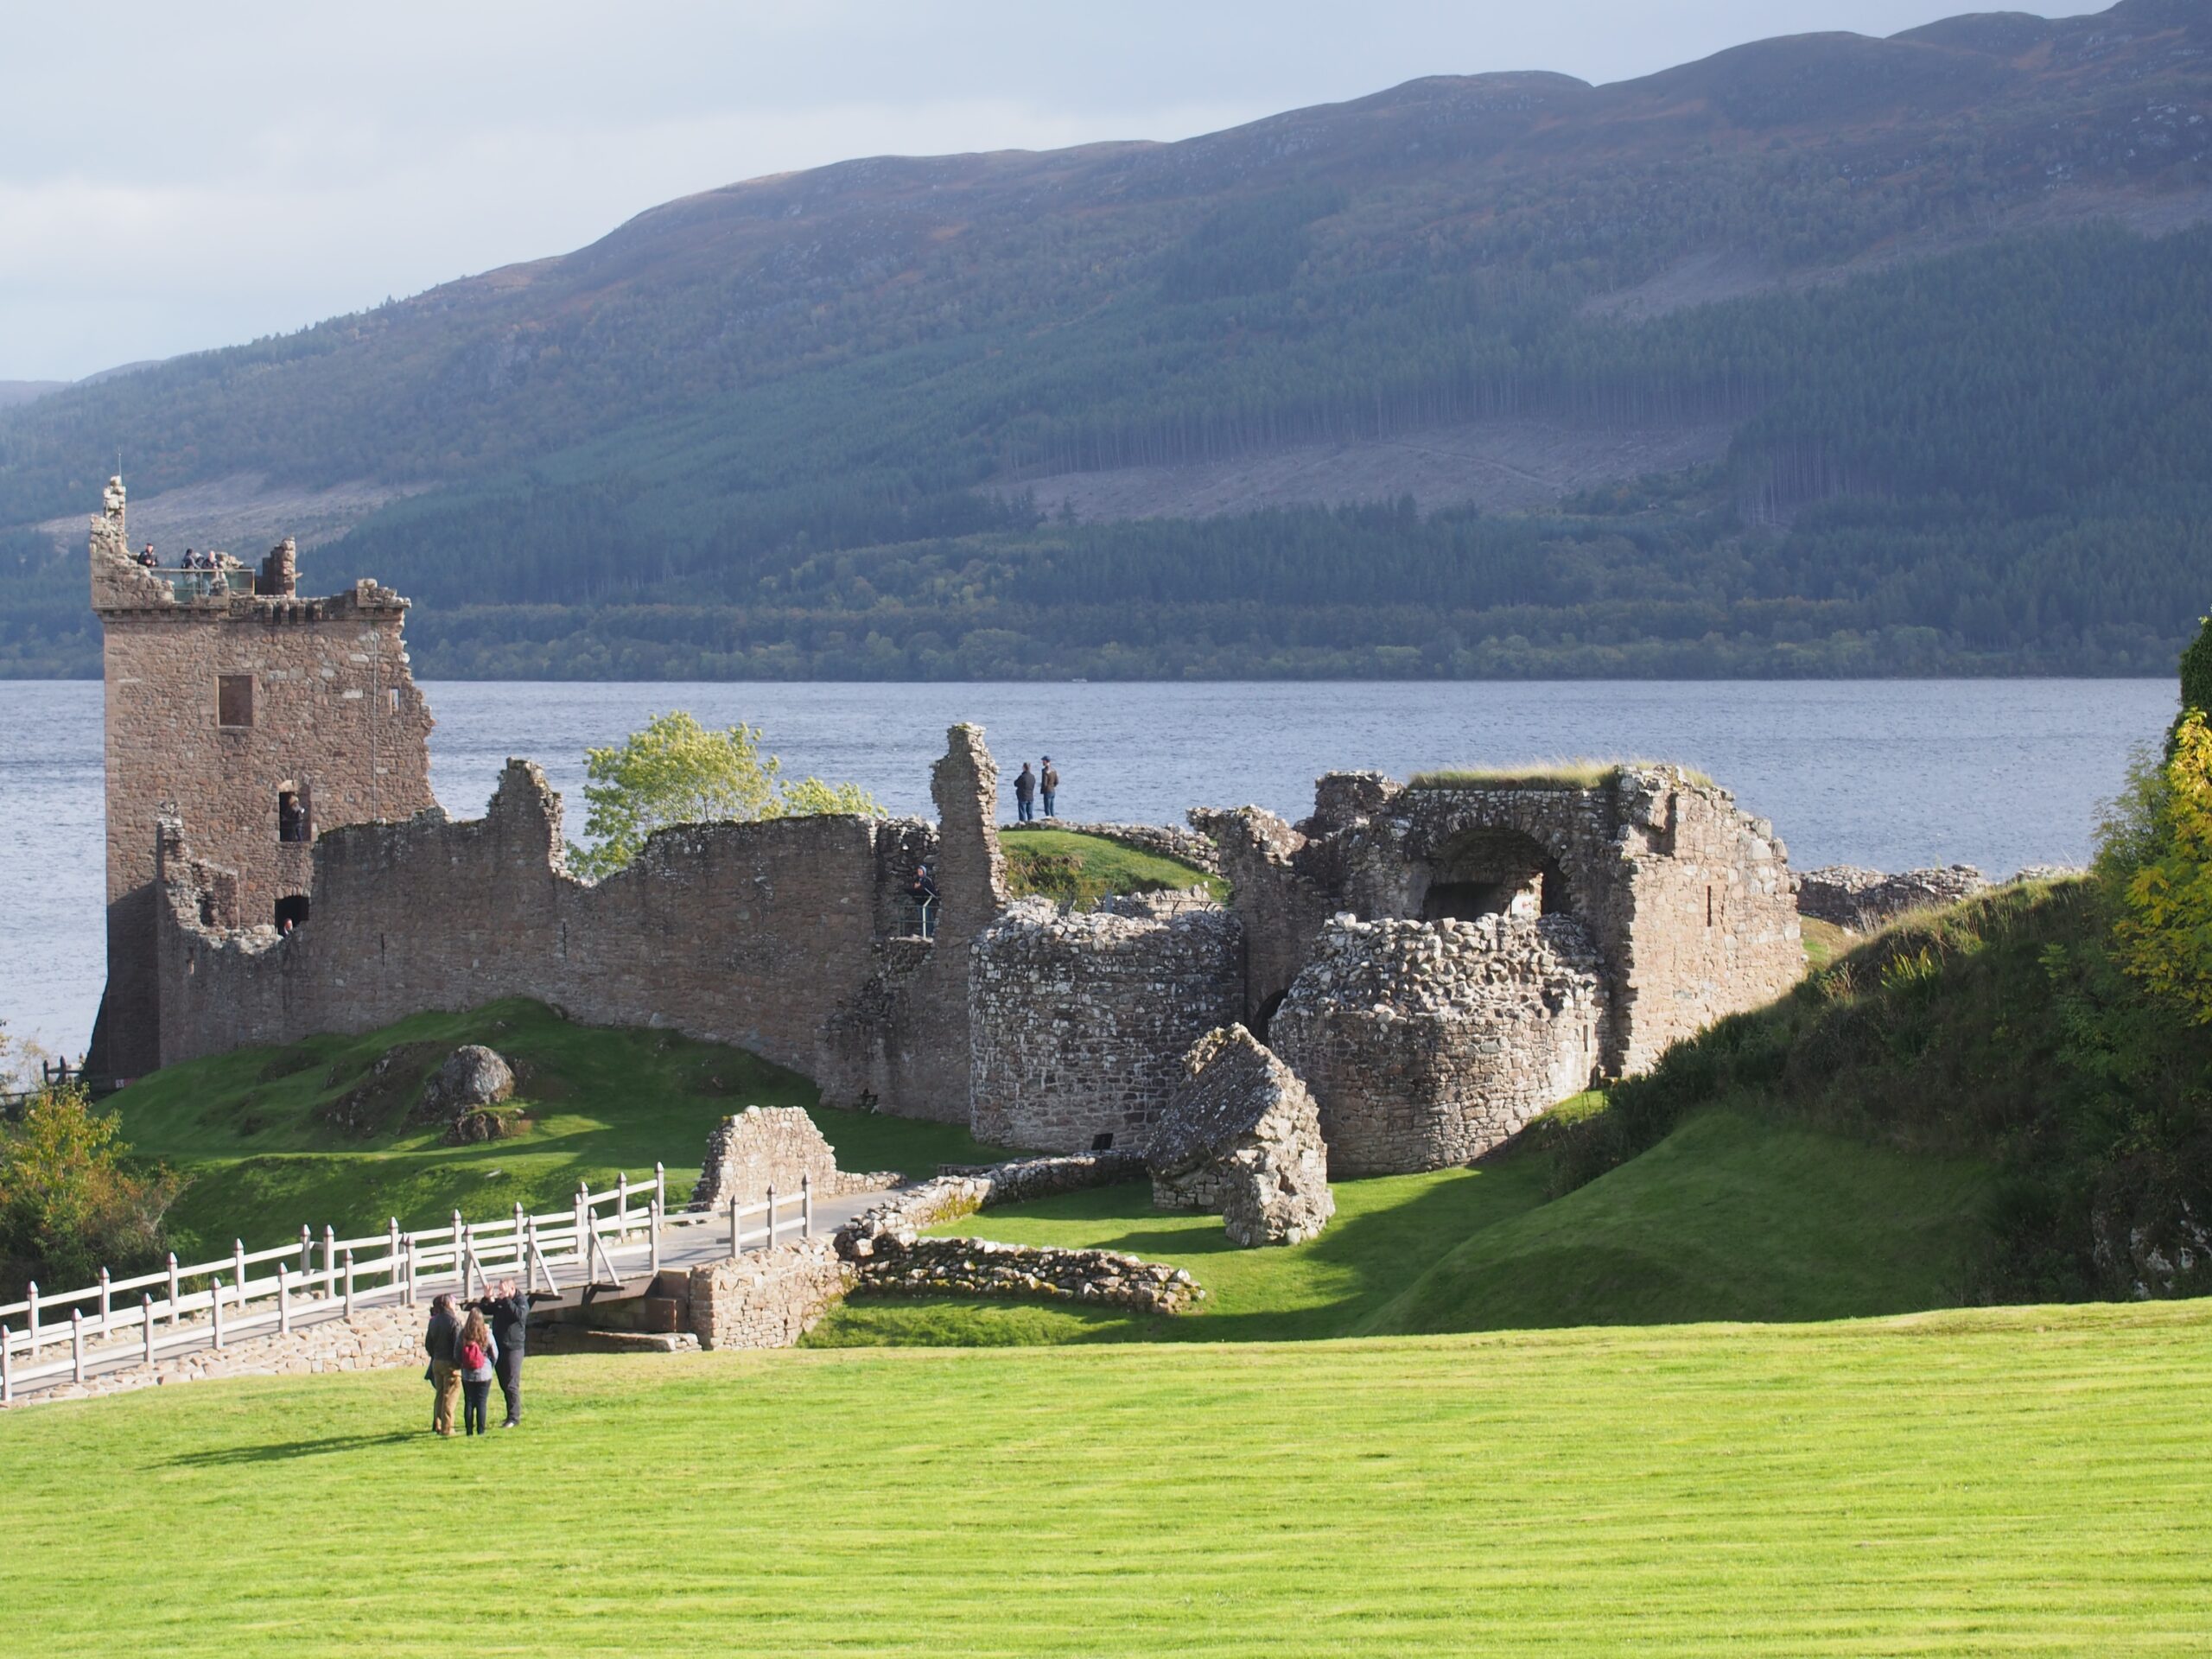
[0,677,2176,1059]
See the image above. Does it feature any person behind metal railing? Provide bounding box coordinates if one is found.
[908,861,938,938]
[423,1293,462,1438]
[136,542,157,568]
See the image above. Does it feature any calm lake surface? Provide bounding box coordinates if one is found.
[0,677,2175,1058]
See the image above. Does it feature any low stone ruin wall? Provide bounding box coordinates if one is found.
[4,1304,424,1409]
[1796,865,1991,932]
[1006,821,1222,874]
[687,1241,858,1350]
[969,896,1244,1153]
[857,1237,1201,1314]
[690,1105,898,1212]
[1272,913,1605,1175]
[836,1151,1146,1255]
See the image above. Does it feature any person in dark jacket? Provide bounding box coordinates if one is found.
[423,1294,461,1438]
[485,1277,529,1428]
[1039,757,1060,819]
[908,861,938,938]
[1014,762,1036,823]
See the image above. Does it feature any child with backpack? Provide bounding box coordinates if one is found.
[456,1308,500,1437]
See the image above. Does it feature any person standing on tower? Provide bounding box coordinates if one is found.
[1040,757,1060,819]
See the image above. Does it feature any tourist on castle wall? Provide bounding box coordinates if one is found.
[486,1277,529,1428]
[1041,758,1060,818]
[1014,762,1037,823]
[456,1308,499,1437]
[909,861,939,938]
[423,1294,462,1438]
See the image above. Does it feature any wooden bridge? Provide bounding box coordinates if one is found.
[0,1171,886,1404]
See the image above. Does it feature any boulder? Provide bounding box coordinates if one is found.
[417,1045,515,1122]
[1148,1025,1333,1248]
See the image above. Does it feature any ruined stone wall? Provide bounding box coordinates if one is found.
[968,897,1244,1153]
[686,1241,856,1350]
[1204,765,1799,1076]
[1796,864,1990,932]
[1270,914,1606,1174]
[89,479,436,1077]
[150,728,1006,1122]
[690,1107,842,1214]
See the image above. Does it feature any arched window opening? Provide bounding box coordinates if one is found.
[277,785,312,843]
[1419,828,1573,923]
[275,894,311,934]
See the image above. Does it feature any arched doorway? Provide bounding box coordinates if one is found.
[274,893,311,934]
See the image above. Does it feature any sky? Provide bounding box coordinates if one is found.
[1,0,2088,383]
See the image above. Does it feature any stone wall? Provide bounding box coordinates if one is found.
[690,1107,842,1213]
[686,1241,857,1350]
[88,478,437,1079]
[1200,765,1800,1077]
[968,897,1244,1152]
[834,1151,1147,1259]
[1796,864,1991,932]
[1270,913,1607,1175]
[856,1238,1201,1313]
[3,1303,425,1409]
[1148,1026,1334,1246]
[146,728,1006,1123]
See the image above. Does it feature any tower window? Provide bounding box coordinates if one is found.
[274,894,310,934]
[278,788,312,843]
[217,674,254,728]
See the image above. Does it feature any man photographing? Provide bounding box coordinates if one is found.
[485,1276,531,1428]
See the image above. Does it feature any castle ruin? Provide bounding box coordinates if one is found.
[88,484,1802,1173]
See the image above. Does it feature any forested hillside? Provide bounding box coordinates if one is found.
[2,0,2207,678]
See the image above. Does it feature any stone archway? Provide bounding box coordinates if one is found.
[1414,826,1576,924]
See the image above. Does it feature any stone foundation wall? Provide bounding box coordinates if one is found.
[691,1106,842,1213]
[1796,864,1990,932]
[1271,913,1606,1175]
[856,1237,1201,1314]
[968,898,1244,1152]
[686,1242,857,1350]
[3,1304,424,1410]
[836,1151,1146,1257]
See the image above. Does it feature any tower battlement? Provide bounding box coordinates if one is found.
[86,477,437,1079]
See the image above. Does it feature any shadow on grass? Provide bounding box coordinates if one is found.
[164,1430,418,1467]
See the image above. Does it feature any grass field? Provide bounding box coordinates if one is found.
[999,825,1225,906]
[110,998,1006,1257]
[4,1300,2209,1656]
[811,1110,1992,1347]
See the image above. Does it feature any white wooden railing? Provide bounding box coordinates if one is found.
[0,1166,823,1402]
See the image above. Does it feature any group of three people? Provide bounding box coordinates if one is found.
[423,1280,528,1437]
[1012,757,1061,823]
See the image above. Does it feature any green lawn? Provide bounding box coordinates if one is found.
[810,1110,1992,1348]
[110,998,1007,1257]
[4,1300,2209,1656]
[1000,825,1225,906]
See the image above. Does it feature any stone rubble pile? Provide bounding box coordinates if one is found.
[860,1237,1203,1314]
[835,1150,1145,1259]
[1148,1025,1334,1247]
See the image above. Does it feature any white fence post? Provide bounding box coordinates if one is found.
[512,1202,525,1272]
[451,1210,465,1293]
[298,1224,313,1280]
[387,1217,402,1276]
[70,1310,85,1384]
[167,1253,180,1329]
[233,1239,247,1302]
[98,1267,111,1336]
[277,1264,292,1336]
[344,1249,357,1318]
[323,1225,337,1299]
[802,1173,814,1240]
[141,1294,155,1366]
[0,1325,11,1403]
[402,1236,417,1307]
[25,1282,38,1356]
[210,1278,226,1351]
[655,1161,665,1214]
[575,1183,589,1264]
[649,1197,662,1279]
[766,1185,778,1249]
[617,1172,630,1238]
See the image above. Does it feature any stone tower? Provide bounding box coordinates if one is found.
[85,478,437,1079]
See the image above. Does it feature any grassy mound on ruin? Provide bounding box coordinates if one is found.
[6,1300,2209,1656]
[1406,760,1715,790]
[109,998,1007,1258]
[1000,826,1224,907]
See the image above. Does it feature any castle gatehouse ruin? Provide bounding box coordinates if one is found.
[87,483,1803,1173]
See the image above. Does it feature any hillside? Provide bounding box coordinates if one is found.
[3,0,2209,678]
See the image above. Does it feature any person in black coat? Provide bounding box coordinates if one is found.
[484,1277,530,1428]
[423,1294,461,1437]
